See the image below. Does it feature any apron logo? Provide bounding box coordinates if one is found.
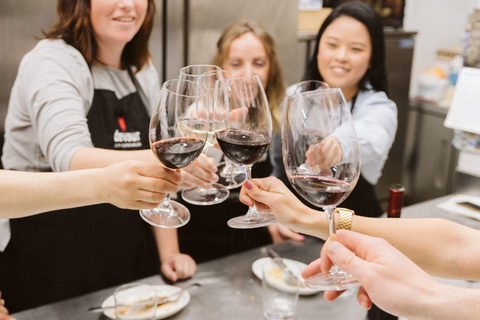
[113,129,142,149]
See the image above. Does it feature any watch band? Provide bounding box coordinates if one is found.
[336,207,355,230]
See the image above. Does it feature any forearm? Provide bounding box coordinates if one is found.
[152,227,180,262]
[287,209,479,280]
[0,169,104,219]
[351,217,480,280]
[70,147,156,170]
[422,284,480,320]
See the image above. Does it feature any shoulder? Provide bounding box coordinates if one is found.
[355,88,396,111]
[21,39,89,72]
[18,39,92,89]
[135,60,159,85]
[15,39,94,107]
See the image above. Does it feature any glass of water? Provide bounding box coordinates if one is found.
[262,259,300,320]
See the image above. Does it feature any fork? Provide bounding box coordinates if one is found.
[264,247,300,287]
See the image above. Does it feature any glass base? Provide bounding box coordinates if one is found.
[139,200,190,228]
[227,207,276,229]
[304,266,360,291]
[216,162,247,189]
[181,183,229,206]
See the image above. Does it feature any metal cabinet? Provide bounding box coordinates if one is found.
[402,101,458,205]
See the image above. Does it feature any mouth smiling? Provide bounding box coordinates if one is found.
[114,17,134,22]
[331,67,348,74]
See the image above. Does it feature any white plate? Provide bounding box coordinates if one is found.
[102,285,190,320]
[252,257,322,295]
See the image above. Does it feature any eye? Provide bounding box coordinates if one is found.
[326,42,337,49]
[230,61,240,67]
[254,60,266,67]
[351,47,363,52]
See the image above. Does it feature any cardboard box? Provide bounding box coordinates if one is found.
[298,8,332,32]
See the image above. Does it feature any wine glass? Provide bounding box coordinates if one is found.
[214,75,275,228]
[139,79,209,228]
[178,65,231,205]
[282,86,361,290]
[180,67,247,190]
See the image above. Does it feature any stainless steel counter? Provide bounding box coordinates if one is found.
[12,195,480,319]
[11,236,367,320]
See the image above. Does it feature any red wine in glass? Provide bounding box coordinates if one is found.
[290,176,352,207]
[216,129,269,166]
[152,137,205,169]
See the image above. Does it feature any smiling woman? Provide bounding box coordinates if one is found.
[90,0,148,68]
[269,2,398,319]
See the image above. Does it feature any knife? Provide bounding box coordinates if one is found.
[265,247,299,286]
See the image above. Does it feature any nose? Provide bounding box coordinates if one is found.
[119,0,134,9]
[243,64,255,77]
[334,46,348,61]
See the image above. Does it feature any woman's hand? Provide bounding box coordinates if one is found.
[305,136,343,172]
[179,153,218,189]
[239,177,325,238]
[268,222,305,243]
[303,230,446,319]
[99,160,181,210]
[239,178,303,228]
[160,253,197,283]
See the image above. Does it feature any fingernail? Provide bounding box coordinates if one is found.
[327,241,341,255]
[244,180,253,190]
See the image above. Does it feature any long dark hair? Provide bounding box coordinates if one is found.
[304,2,388,94]
[43,0,156,71]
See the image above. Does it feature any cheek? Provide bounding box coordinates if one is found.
[353,56,371,78]
[259,70,269,89]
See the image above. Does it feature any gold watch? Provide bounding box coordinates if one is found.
[336,207,355,230]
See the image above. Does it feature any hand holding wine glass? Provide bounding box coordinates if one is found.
[214,75,275,229]
[139,79,209,228]
[282,86,361,290]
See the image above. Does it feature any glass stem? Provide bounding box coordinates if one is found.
[162,193,172,210]
[223,158,234,175]
[199,147,209,192]
[325,205,341,274]
[324,206,337,237]
[244,165,258,217]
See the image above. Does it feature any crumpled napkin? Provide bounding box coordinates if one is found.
[436,195,480,221]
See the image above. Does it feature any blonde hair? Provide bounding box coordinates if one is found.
[213,20,285,132]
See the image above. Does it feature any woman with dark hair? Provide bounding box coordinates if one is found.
[0,0,215,312]
[273,1,397,219]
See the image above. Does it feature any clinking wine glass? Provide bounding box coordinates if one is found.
[178,65,231,205]
[282,86,361,290]
[214,75,276,228]
[139,79,209,228]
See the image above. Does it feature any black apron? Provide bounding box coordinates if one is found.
[0,68,159,313]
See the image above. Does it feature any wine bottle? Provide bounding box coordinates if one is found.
[387,184,405,218]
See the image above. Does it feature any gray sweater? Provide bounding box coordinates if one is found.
[0,39,160,251]
[2,38,159,172]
